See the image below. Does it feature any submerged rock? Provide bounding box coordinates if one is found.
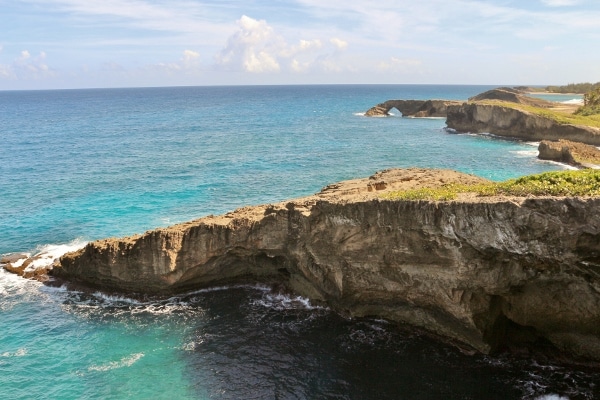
[53,168,600,361]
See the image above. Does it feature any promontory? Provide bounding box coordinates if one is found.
[365,88,600,147]
[44,167,600,362]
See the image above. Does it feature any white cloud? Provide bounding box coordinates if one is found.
[0,49,54,80]
[13,50,52,78]
[215,15,352,74]
[330,38,348,50]
[541,0,580,6]
[181,49,200,69]
[149,49,203,73]
[216,15,282,72]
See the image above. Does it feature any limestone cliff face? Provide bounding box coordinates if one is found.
[365,100,461,117]
[54,169,600,360]
[446,103,600,145]
[538,139,600,168]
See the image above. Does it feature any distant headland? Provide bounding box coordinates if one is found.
[365,86,600,167]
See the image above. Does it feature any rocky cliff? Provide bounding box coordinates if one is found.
[365,100,461,117]
[52,168,600,361]
[446,103,600,145]
[538,139,600,168]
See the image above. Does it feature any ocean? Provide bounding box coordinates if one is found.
[0,85,596,399]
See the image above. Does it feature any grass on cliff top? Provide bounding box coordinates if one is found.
[382,169,600,201]
[474,100,600,128]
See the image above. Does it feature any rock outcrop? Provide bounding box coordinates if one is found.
[446,103,600,146]
[538,139,600,168]
[468,88,556,108]
[52,168,600,361]
[365,100,461,117]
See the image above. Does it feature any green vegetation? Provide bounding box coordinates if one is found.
[382,170,600,201]
[475,100,600,128]
[575,87,600,116]
[546,82,600,94]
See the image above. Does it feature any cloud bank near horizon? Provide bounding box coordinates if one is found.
[1,0,599,89]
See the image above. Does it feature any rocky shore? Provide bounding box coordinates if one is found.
[29,168,600,362]
[445,103,600,146]
[366,88,600,147]
[538,139,600,168]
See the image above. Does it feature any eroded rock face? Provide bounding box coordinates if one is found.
[53,168,600,361]
[468,88,556,108]
[446,103,600,145]
[365,100,461,117]
[538,139,600,168]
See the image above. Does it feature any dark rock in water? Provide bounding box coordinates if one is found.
[53,168,600,362]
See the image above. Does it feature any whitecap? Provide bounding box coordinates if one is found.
[91,291,142,306]
[534,395,570,400]
[251,291,326,311]
[510,150,538,158]
[24,239,88,273]
[1,348,28,358]
[561,99,583,105]
[88,353,144,372]
[537,159,578,170]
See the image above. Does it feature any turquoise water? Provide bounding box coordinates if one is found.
[1,85,596,399]
[528,92,583,103]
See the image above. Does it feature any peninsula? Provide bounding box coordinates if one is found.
[30,167,600,362]
[365,88,600,148]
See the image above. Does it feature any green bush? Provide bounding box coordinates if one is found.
[382,170,600,200]
[575,87,600,116]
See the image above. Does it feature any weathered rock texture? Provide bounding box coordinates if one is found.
[365,100,461,117]
[53,168,600,361]
[538,139,600,168]
[468,88,556,108]
[446,103,600,146]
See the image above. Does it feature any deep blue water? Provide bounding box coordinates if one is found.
[1,85,596,399]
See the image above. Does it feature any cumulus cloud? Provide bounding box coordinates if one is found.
[216,15,282,73]
[0,50,53,80]
[216,15,350,74]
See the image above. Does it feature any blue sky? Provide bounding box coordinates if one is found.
[1,0,599,89]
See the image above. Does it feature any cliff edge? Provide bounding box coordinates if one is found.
[446,103,600,146]
[52,168,600,361]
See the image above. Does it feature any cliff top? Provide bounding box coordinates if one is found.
[111,168,491,240]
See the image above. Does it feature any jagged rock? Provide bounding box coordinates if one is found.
[1,253,29,264]
[52,168,600,361]
[365,100,461,117]
[446,103,600,145]
[3,255,51,281]
[538,139,600,168]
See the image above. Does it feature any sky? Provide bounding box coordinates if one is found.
[1,0,599,89]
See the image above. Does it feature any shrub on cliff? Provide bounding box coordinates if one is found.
[384,170,600,200]
[575,87,600,116]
